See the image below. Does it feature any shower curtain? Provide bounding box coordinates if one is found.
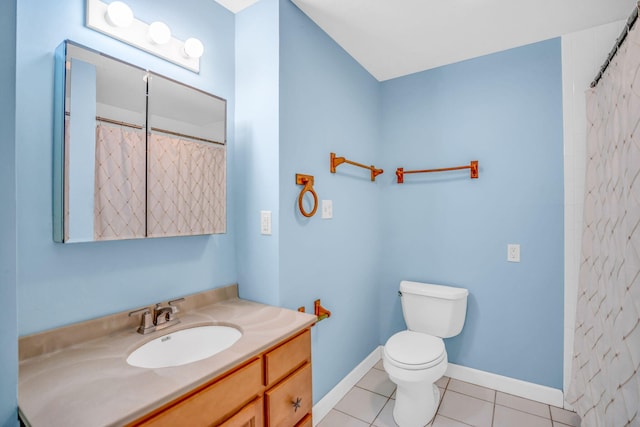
[93,125,225,239]
[146,132,226,237]
[566,18,640,427]
[94,123,146,240]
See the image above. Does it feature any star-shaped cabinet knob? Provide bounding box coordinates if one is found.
[292,397,302,412]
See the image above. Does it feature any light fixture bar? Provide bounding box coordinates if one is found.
[86,0,201,73]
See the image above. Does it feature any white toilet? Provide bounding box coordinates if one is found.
[383,280,469,427]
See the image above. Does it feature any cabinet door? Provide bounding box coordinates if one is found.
[134,358,262,427]
[219,397,264,427]
[265,363,312,427]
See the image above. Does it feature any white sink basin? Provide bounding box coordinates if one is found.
[126,325,242,369]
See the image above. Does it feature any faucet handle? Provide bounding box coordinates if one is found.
[129,307,150,317]
[168,298,185,313]
[128,307,155,334]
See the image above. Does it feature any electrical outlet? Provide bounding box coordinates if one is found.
[260,210,272,235]
[507,244,520,262]
[322,200,333,219]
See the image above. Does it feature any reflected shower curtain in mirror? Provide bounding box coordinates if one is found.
[94,123,146,240]
[566,19,640,426]
[147,133,226,237]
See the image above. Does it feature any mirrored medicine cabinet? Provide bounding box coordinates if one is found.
[53,41,227,243]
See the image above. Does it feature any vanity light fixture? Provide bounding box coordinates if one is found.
[184,37,204,59]
[105,1,134,28]
[148,21,172,45]
[86,0,203,72]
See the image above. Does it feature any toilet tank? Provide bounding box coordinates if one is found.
[400,281,468,338]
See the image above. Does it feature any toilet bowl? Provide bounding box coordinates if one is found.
[383,281,468,427]
[383,331,447,426]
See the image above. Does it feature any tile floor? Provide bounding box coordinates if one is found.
[317,361,581,427]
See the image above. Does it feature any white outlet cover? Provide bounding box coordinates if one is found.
[507,244,520,262]
[322,200,333,219]
[260,210,272,235]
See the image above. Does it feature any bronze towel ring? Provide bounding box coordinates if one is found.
[295,174,318,218]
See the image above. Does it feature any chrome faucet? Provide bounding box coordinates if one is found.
[154,305,174,324]
[129,298,185,334]
[128,308,155,335]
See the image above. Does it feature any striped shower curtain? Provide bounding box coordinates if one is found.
[566,17,640,427]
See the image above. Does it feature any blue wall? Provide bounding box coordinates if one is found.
[0,0,18,424]
[378,39,565,388]
[278,0,382,401]
[235,0,384,402]
[15,0,237,335]
[235,0,281,306]
[8,1,566,419]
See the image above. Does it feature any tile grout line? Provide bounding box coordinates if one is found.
[332,407,372,425]
[437,414,475,426]
[493,402,554,421]
[354,384,395,400]
[492,389,497,426]
[369,395,393,427]
[430,377,450,426]
[491,390,497,427]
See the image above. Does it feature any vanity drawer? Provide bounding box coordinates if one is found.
[135,358,263,427]
[264,329,311,387]
[265,363,312,427]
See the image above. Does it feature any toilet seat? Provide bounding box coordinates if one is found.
[384,331,445,370]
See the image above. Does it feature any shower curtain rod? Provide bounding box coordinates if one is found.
[150,127,225,146]
[591,2,640,88]
[66,112,223,145]
[65,112,144,129]
[96,116,143,129]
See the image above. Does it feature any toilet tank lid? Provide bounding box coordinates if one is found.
[400,281,468,300]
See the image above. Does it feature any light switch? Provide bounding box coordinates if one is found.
[322,200,333,219]
[507,244,520,262]
[260,210,272,235]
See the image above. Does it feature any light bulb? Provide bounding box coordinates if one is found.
[105,1,134,28]
[148,21,171,45]
[184,38,204,59]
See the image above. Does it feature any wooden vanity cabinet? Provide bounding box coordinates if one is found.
[128,328,312,427]
[132,357,264,427]
[219,397,264,427]
[294,414,313,427]
[264,330,312,426]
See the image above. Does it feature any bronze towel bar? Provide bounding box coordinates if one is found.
[330,152,383,182]
[396,160,479,183]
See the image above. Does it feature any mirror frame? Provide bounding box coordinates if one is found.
[53,40,227,243]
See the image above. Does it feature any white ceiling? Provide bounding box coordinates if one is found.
[219,0,637,81]
[215,0,259,13]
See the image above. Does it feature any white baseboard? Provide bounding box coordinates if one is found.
[312,347,567,425]
[312,346,383,425]
[445,363,565,408]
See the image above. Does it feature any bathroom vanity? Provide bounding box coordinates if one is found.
[18,285,316,427]
[129,329,312,426]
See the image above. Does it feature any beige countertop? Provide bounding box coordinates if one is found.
[18,287,317,427]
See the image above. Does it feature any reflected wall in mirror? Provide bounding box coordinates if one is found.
[53,41,227,243]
